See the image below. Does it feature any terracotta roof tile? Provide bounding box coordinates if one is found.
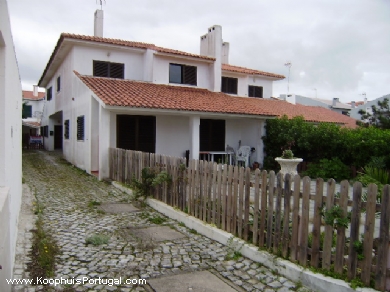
[22,90,45,100]
[75,72,357,128]
[22,120,41,128]
[222,64,285,79]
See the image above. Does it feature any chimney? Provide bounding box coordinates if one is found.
[200,25,223,92]
[222,42,229,64]
[94,10,104,37]
[285,94,296,104]
[364,97,367,104]
[332,97,339,107]
[33,85,38,97]
[351,101,356,108]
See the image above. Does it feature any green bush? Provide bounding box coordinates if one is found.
[130,167,171,201]
[262,115,390,171]
[303,158,350,181]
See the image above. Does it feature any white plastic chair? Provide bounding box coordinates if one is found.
[236,146,251,168]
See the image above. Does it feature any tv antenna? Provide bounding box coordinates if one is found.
[96,0,106,10]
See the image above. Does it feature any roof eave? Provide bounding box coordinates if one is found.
[103,104,276,119]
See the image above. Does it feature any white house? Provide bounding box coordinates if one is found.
[22,87,45,139]
[349,94,390,120]
[0,0,23,290]
[281,94,352,115]
[38,10,357,180]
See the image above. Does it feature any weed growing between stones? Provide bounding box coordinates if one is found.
[87,200,101,208]
[188,228,198,235]
[85,233,110,246]
[224,236,243,261]
[148,214,167,225]
[28,216,60,281]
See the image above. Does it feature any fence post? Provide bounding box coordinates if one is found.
[375,185,390,291]
[311,178,324,268]
[348,181,362,280]
[322,179,336,270]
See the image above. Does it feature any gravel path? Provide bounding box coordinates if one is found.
[13,150,314,292]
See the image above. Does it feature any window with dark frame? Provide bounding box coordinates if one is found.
[43,126,49,138]
[169,63,197,85]
[248,85,263,98]
[22,105,32,118]
[93,60,124,79]
[64,120,70,139]
[221,77,238,94]
[77,116,85,141]
[116,115,156,153]
[56,76,61,92]
[46,87,53,101]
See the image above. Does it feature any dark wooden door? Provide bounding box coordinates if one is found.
[54,125,63,149]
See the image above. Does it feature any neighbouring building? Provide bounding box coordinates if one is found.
[281,94,352,115]
[22,87,45,146]
[349,94,390,120]
[0,0,23,290]
[38,10,357,180]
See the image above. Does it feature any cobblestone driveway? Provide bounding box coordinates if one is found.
[15,150,313,292]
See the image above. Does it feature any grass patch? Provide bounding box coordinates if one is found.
[189,228,198,234]
[28,216,59,280]
[88,200,101,208]
[225,250,242,261]
[148,215,167,225]
[178,222,186,227]
[85,234,109,246]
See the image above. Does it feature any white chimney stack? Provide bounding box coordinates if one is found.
[332,97,339,107]
[94,10,104,37]
[33,85,38,97]
[200,25,223,92]
[351,101,356,108]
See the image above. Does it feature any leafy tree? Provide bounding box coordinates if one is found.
[358,98,390,129]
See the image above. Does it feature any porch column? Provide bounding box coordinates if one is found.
[257,120,266,167]
[99,106,110,180]
[189,115,200,160]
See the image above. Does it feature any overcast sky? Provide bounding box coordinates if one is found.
[7,0,390,103]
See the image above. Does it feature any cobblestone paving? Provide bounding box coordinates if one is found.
[15,150,314,292]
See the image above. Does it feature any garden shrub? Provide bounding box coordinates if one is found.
[262,115,390,173]
[302,158,350,181]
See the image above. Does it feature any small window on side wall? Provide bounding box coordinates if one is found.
[248,85,263,98]
[64,120,70,139]
[169,63,197,85]
[57,76,61,92]
[46,87,53,101]
[221,77,238,94]
[77,116,85,141]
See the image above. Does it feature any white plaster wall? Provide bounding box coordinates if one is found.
[0,0,22,289]
[153,55,212,90]
[73,46,144,81]
[222,72,273,98]
[69,73,92,172]
[226,118,265,166]
[156,115,190,157]
[23,99,44,120]
[90,96,99,171]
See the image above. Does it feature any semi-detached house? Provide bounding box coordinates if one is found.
[38,10,357,180]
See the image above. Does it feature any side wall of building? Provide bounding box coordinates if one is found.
[0,0,22,290]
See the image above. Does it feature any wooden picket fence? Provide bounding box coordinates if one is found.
[109,148,390,291]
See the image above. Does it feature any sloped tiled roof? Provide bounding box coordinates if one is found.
[75,72,357,128]
[22,90,45,100]
[22,120,41,128]
[60,33,216,61]
[222,64,285,79]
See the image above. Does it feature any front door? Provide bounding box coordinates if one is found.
[54,125,63,149]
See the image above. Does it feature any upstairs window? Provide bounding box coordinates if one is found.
[46,87,53,101]
[93,60,124,79]
[221,77,238,94]
[169,63,197,85]
[22,105,32,118]
[56,76,61,92]
[77,116,85,141]
[64,120,70,139]
[248,85,263,98]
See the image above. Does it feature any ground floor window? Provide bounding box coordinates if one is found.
[200,119,225,151]
[116,115,156,153]
[77,116,85,141]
